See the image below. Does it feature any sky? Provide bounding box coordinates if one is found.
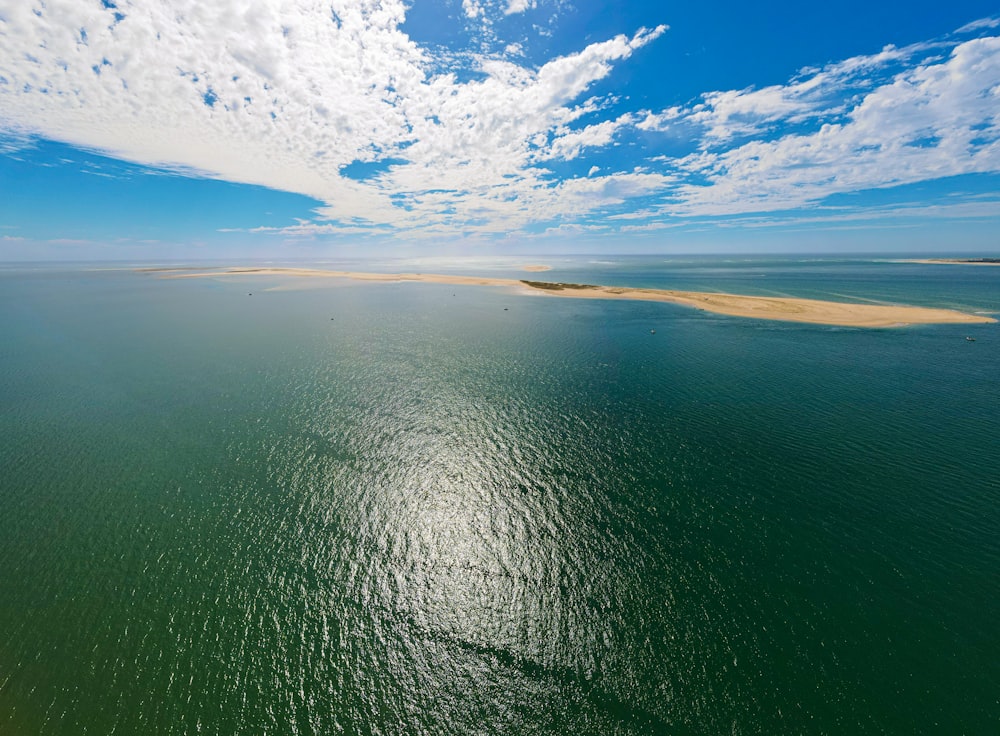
[1,0,999,259]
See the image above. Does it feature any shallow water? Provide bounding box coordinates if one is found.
[1,258,998,733]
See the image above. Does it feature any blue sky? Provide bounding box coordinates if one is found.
[1,0,999,259]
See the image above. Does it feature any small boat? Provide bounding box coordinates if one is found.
[966,336,976,342]
[650,329,656,334]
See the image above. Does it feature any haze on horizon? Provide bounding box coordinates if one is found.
[1,0,999,260]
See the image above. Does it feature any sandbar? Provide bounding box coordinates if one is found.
[157,267,995,327]
[904,258,1000,266]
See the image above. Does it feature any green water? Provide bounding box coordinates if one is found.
[1,259,998,734]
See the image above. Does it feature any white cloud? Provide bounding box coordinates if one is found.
[0,125,35,153]
[0,0,667,236]
[544,115,634,160]
[462,0,484,20]
[242,222,388,237]
[732,199,1000,227]
[618,221,687,233]
[538,222,609,236]
[956,17,1000,34]
[3,2,999,238]
[639,42,924,143]
[504,0,535,15]
[0,0,425,222]
[668,36,1000,216]
[636,106,683,131]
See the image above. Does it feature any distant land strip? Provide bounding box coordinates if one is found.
[150,267,996,328]
[904,258,1000,265]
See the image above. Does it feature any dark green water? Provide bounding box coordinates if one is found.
[1,258,998,734]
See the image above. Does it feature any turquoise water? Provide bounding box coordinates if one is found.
[1,257,998,734]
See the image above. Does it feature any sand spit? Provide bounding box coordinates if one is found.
[521,264,552,272]
[520,281,995,327]
[158,267,995,327]
[904,259,1000,266]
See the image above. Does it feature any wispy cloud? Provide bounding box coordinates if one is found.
[955,17,1000,34]
[0,126,36,154]
[222,221,393,237]
[712,198,1000,229]
[659,35,1000,216]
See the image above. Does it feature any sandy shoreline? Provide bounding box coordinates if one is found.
[156,267,995,327]
[904,259,1000,266]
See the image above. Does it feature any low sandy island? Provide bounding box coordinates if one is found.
[158,267,995,327]
[904,258,1000,266]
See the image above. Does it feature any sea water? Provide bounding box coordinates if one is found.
[1,257,998,734]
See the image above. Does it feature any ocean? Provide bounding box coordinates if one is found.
[1,256,998,734]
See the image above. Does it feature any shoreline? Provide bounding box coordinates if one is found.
[154,267,996,328]
[903,258,1000,266]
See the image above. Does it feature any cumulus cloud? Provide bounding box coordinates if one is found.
[543,115,634,161]
[462,0,484,20]
[504,0,535,15]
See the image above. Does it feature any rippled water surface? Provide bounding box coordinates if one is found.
[1,258,998,734]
